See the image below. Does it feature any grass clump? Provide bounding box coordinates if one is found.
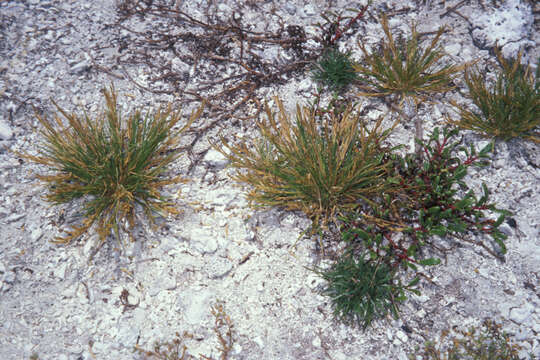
[24,85,202,245]
[313,250,419,329]
[409,320,531,360]
[354,14,464,99]
[217,97,398,227]
[312,48,358,91]
[449,49,540,143]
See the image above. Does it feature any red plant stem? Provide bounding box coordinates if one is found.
[448,155,478,172]
[435,136,449,156]
[384,232,418,265]
[329,5,368,45]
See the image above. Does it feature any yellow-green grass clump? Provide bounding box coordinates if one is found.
[449,49,539,143]
[217,97,397,227]
[354,14,465,100]
[24,85,202,245]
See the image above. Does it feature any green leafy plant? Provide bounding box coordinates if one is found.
[216,97,398,227]
[312,48,358,91]
[24,85,202,245]
[449,49,540,143]
[313,251,419,329]
[341,220,442,273]
[348,127,509,271]
[393,127,510,257]
[409,319,530,360]
[134,303,234,360]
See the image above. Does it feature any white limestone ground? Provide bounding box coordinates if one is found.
[0,0,539,359]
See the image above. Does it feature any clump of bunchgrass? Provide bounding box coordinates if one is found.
[24,85,202,245]
[409,319,530,360]
[354,15,464,99]
[313,250,419,329]
[449,49,539,143]
[217,97,398,227]
[312,48,358,91]
[354,14,465,153]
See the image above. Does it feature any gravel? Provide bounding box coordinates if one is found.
[0,0,538,359]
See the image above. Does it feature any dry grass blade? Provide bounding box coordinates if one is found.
[22,85,202,247]
[449,48,540,143]
[354,14,465,99]
[217,97,398,227]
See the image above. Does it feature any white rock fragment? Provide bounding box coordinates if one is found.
[0,263,14,292]
[444,43,461,56]
[116,324,139,347]
[148,270,176,297]
[283,3,296,15]
[190,227,219,255]
[0,206,9,218]
[498,223,513,237]
[395,330,408,343]
[331,351,347,360]
[411,293,429,303]
[253,336,264,348]
[217,3,230,13]
[204,148,229,169]
[297,79,312,93]
[205,256,233,279]
[4,213,25,223]
[61,286,76,299]
[471,0,533,50]
[509,303,534,324]
[204,188,238,208]
[303,5,316,16]
[31,228,43,242]
[179,289,214,325]
[53,262,68,280]
[0,119,13,140]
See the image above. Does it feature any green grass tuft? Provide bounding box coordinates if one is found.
[313,251,411,329]
[449,49,540,143]
[216,97,398,227]
[312,48,358,91]
[354,14,464,99]
[24,85,202,246]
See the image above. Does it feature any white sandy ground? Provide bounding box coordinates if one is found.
[0,0,539,359]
